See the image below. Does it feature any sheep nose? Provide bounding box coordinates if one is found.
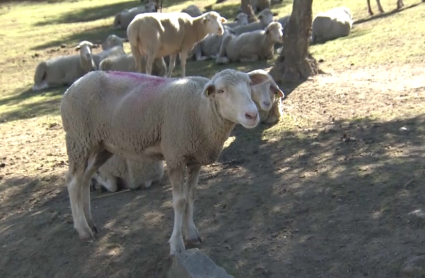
[263,101,271,107]
[245,111,258,120]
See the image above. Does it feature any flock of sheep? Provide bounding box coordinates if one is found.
[34,0,410,257]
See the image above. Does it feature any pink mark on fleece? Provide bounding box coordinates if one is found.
[108,71,167,86]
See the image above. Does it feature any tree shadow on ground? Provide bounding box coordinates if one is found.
[1,113,424,277]
[353,2,423,25]
[33,0,139,26]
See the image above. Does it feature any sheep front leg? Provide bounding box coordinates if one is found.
[166,54,177,78]
[215,34,232,64]
[183,163,202,245]
[168,164,187,256]
[179,51,188,77]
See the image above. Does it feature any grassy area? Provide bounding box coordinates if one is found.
[0,0,424,123]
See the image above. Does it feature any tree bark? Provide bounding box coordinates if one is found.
[269,0,319,84]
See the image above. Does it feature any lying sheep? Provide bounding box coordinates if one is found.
[93,155,164,193]
[367,0,404,15]
[32,41,96,91]
[193,25,235,61]
[91,42,126,68]
[99,53,167,77]
[216,21,283,64]
[241,2,258,23]
[232,8,274,35]
[113,1,157,30]
[242,0,271,12]
[60,68,274,255]
[311,7,353,43]
[101,34,126,51]
[248,69,285,124]
[223,13,249,29]
[180,4,202,17]
[127,11,227,77]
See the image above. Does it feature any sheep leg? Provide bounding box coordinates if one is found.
[194,43,208,61]
[183,163,202,246]
[215,34,231,64]
[92,172,119,193]
[367,0,374,15]
[376,0,384,13]
[131,44,144,73]
[166,54,177,78]
[168,164,187,256]
[179,51,188,77]
[397,0,404,9]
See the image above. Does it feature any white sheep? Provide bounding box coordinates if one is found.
[248,69,285,124]
[367,0,404,16]
[216,21,283,64]
[113,1,157,30]
[93,155,164,193]
[277,14,290,29]
[192,25,235,61]
[32,41,96,91]
[101,34,126,51]
[311,7,353,43]
[91,40,126,69]
[127,11,227,77]
[232,8,274,35]
[99,53,167,77]
[223,12,249,29]
[60,68,274,256]
[180,4,202,17]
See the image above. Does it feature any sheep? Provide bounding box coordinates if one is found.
[180,4,202,17]
[99,53,167,77]
[232,8,274,35]
[60,68,274,256]
[243,0,271,12]
[113,1,157,30]
[311,7,353,43]
[248,69,285,124]
[127,11,227,77]
[277,15,290,29]
[367,0,404,15]
[223,12,249,29]
[241,2,258,23]
[101,34,127,51]
[216,21,283,64]
[92,155,164,193]
[91,40,126,69]
[32,41,96,91]
[192,25,235,61]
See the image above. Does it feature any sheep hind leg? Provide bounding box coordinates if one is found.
[81,148,113,233]
[179,51,188,77]
[376,0,384,13]
[183,163,202,246]
[131,44,144,73]
[92,172,119,193]
[168,164,187,256]
[166,54,177,78]
[397,0,404,9]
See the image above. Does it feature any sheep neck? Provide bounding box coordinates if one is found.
[262,32,275,56]
[192,17,210,43]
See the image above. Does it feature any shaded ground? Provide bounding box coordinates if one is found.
[1,64,424,278]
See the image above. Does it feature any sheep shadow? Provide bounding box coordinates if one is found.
[353,2,423,25]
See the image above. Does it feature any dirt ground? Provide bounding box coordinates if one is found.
[1,64,425,278]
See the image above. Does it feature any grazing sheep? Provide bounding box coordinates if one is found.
[223,12,249,29]
[180,4,202,17]
[311,7,353,43]
[113,1,157,30]
[193,25,235,61]
[99,53,167,77]
[32,41,96,91]
[93,155,164,193]
[232,8,274,35]
[127,11,227,77]
[248,69,285,124]
[101,34,126,51]
[216,21,283,64]
[60,68,273,255]
[367,0,404,15]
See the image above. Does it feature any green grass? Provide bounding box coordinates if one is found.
[0,0,424,122]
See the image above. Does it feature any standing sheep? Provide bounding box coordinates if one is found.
[180,4,202,17]
[127,11,227,77]
[311,7,353,43]
[367,0,404,15]
[113,1,158,30]
[32,41,96,91]
[60,68,274,255]
[93,155,164,193]
[99,53,167,77]
[216,21,283,64]
[232,8,274,35]
[248,69,285,124]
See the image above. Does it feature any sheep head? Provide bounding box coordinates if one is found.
[265,22,283,44]
[201,11,227,36]
[248,69,284,112]
[202,69,263,129]
[235,13,249,25]
[258,9,274,25]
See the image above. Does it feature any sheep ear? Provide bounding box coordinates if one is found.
[270,83,284,98]
[248,70,272,86]
[258,15,263,19]
[202,83,215,98]
[220,17,227,23]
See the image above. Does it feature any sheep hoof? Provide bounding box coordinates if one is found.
[78,230,96,242]
[197,56,208,61]
[169,237,186,256]
[185,236,202,246]
[91,225,99,234]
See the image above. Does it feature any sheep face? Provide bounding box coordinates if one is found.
[235,13,249,25]
[258,9,274,25]
[113,13,122,29]
[145,1,157,13]
[102,34,124,51]
[202,11,227,36]
[266,22,283,43]
[248,69,284,111]
[202,69,259,128]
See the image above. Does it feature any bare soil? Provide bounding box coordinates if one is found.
[1,64,425,278]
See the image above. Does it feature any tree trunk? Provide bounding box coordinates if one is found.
[269,0,319,84]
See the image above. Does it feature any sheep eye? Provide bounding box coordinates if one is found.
[217,89,224,94]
